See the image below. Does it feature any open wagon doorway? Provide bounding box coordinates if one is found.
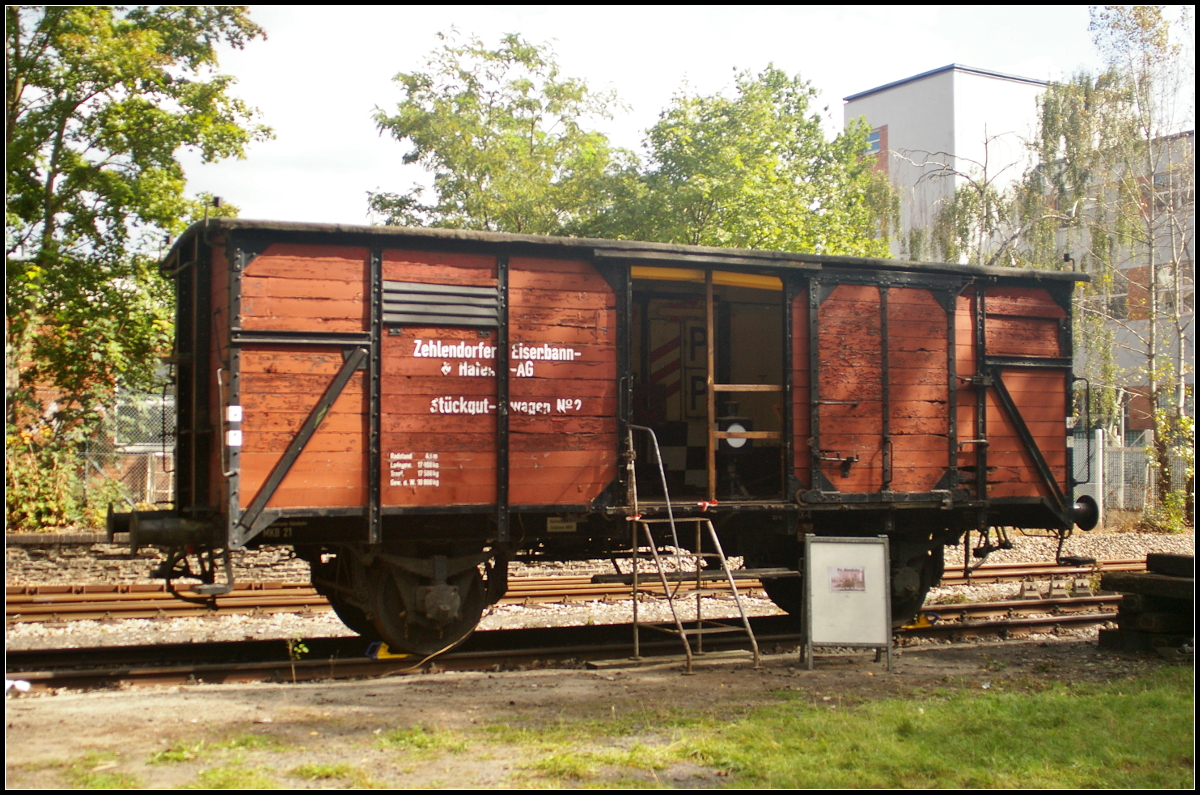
[630,267,785,502]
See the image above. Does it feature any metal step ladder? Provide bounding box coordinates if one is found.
[624,425,760,673]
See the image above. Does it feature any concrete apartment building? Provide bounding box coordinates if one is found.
[843,64,1047,262]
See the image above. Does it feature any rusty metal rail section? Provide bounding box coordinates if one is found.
[6,594,1122,692]
[6,559,1145,624]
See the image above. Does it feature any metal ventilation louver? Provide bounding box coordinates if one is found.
[382,280,500,328]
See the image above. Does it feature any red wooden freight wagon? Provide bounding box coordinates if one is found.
[111,220,1097,653]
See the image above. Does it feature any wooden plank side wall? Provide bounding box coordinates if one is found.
[228,242,372,512]
[210,237,1070,517]
[507,256,617,505]
[987,370,1068,498]
[240,244,369,332]
[239,349,368,508]
[381,250,499,507]
[955,286,1068,499]
[817,284,884,493]
[790,286,811,489]
[377,252,617,508]
[984,286,1065,358]
[887,287,950,492]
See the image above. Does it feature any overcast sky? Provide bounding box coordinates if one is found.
[178,5,1110,226]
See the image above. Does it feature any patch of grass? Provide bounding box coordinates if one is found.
[148,741,207,765]
[981,654,1008,672]
[481,666,1192,789]
[377,725,468,756]
[526,751,596,781]
[148,732,288,765]
[290,762,354,780]
[288,762,381,787]
[220,732,289,752]
[497,717,694,786]
[519,742,690,785]
[61,752,142,789]
[485,706,705,749]
[187,764,278,789]
[680,666,1194,788]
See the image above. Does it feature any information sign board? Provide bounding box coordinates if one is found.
[804,535,892,670]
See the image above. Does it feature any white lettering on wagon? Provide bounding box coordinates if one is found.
[430,397,496,415]
[427,396,582,415]
[510,343,579,361]
[389,452,440,487]
[410,339,579,379]
[458,361,496,377]
[413,339,497,359]
[510,400,552,415]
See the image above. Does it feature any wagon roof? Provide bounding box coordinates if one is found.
[167,218,1089,283]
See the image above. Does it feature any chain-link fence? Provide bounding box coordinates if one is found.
[82,392,175,511]
[1073,429,1192,521]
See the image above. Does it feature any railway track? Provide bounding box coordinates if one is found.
[5,592,1120,692]
[5,558,1142,624]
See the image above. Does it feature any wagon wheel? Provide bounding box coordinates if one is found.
[889,547,945,629]
[371,564,486,657]
[327,596,381,641]
[759,575,804,619]
[746,535,804,624]
[308,557,380,641]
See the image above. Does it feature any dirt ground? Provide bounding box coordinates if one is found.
[4,635,1181,789]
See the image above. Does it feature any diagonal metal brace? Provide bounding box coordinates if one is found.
[988,366,1066,513]
[232,346,369,547]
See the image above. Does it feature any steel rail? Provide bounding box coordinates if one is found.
[6,560,1144,623]
[5,594,1121,692]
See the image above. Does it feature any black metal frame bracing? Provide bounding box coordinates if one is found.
[173,236,198,514]
[230,330,371,346]
[974,282,989,508]
[368,249,383,545]
[946,282,961,491]
[496,253,511,544]
[224,236,246,542]
[880,285,892,492]
[593,261,632,504]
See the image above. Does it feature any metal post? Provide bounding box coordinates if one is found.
[706,271,716,502]
[631,519,640,660]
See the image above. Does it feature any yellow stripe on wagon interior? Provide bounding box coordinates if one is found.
[630,266,783,291]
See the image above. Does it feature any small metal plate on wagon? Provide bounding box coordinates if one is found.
[547,517,577,533]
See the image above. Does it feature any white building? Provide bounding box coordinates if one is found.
[844,64,1047,260]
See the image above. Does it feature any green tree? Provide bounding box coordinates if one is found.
[1083,5,1193,521]
[370,31,635,234]
[5,6,270,528]
[6,5,269,410]
[373,37,895,257]
[588,66,895,256]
